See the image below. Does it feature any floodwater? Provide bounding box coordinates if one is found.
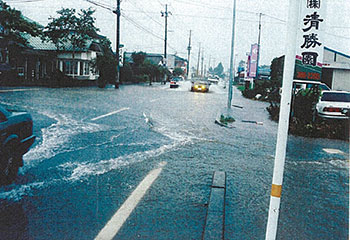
[0,81,348,239]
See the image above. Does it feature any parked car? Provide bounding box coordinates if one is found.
[170,77,181,88]
[0,105,35,184]
[316,91,350,119]
[191,80,210,93]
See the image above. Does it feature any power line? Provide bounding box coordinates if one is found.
[121,13,164,41]
[172,0,227,11]
[85,0,114,12]
[6,0,46,2]
[126,0,164,27]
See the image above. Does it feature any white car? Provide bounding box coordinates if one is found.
[316,91,350,119]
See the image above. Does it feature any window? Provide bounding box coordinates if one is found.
[17,67,24,76]
[84,62,90,75]
[321,93,350,102]
[64,60,78,75]
[80,61,84,76]
[64,61,71,74]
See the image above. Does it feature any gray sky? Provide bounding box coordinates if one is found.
[6,0,350,70]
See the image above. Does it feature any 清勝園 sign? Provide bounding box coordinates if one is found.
[294,0,326,81]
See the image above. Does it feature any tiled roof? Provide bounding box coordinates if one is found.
[24,33,97,52]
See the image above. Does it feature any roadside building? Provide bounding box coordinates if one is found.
[124,52,187,75]
[1,33,103,85]
[322,47,350,91]
[124,52,163,66]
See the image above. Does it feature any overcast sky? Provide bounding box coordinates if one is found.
[6,0,350,71]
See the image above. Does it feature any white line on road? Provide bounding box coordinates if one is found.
[150,98,160,103]
[323,148,346,155]
[95,162,167,240]
[0,88,39,93]
[91,107,130,121]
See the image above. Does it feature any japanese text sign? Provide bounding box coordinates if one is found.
[294,0,326,81]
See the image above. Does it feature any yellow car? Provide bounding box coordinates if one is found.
[191,81,209,92]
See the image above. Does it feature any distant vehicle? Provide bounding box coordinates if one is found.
[316,91,350,119]
[0,105,35,184]
[191,80,210,93]
[208,78,219,85]
[170,77,181,88]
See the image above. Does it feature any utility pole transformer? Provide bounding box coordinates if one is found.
[187,30,192,79]
[161,4,171,66]
[113,0,121,89]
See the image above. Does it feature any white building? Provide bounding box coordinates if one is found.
[323,47,350,91]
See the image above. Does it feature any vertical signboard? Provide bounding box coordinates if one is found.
[294,0,326,81]
[248,43,259,78]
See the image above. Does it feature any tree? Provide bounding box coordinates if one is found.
[172,67,184,77]
[44,8,99,50]
[91,37,117,88]
[131,52,146,66]
[43,7,99,78]
[0,1,42,46]
[213,62,224,78]
[270,56,284,85]
[0,1,42,66]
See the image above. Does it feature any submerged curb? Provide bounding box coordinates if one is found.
[203,171,226,240]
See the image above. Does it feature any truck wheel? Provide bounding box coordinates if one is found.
[0,140,21,185]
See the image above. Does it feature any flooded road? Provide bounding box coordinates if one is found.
[0,82,348,239]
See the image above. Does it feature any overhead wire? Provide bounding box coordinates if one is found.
[5,0,46,2]
[126,0,164,27]
[84,0,183,54]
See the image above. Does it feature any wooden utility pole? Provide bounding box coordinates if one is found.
[113,0,121,88]
[161,4,171,66]
[187,30,192,79]
[201,49,204,77]
[256,13,262,81]
[196,43,201,77]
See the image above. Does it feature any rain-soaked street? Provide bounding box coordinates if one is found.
[0,82,348,239]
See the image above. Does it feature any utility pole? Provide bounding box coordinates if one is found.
[265,0,300,239]
[113,0,121,89]
[208,56,211,72]
[187,30,192,79]
[201,50,204,77]
[256,13,262,81]
[196,42,201,77]
[161,4,171,67]
[227,0,236,108]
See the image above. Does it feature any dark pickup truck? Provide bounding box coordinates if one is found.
[0,105,35,184]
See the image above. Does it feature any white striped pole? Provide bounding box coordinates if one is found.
[265,0,301,239]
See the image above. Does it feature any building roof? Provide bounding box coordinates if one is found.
[23,33,102,53]
[325,46,350,59]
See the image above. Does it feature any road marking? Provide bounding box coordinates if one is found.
[323,148,345,155]
[91,107,130,121]
[0,88,39,93]
[95,162,167,240]
[150,98,160,103]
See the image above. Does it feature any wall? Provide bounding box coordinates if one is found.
[332,69,350,91]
